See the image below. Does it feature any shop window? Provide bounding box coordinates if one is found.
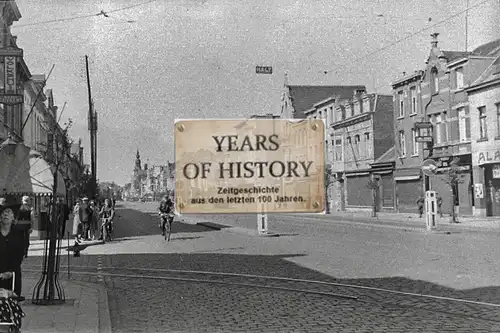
[478,106,487,140]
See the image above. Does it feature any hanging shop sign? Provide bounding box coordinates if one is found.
[0,50,24,105]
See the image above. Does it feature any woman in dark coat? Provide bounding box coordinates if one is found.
[0,204,25,299]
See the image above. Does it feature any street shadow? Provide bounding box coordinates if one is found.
[109,208,218,238]
[22,251,500,331]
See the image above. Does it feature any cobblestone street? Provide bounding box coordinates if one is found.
[21,202,500,332]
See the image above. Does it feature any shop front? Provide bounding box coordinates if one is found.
[0,138,66,239]
[345,170,372,209]
[394,167,422,213]
[472,147,500,217]
[430,154,473,216]
[370,162,396,211]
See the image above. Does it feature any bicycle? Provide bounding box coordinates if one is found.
[101,217,113,243]
[159,212,174,242]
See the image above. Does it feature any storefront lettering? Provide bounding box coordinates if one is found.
[477,150,500,165]
[4,56,16,94]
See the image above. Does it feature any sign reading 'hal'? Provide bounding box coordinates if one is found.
[175,119,325,214]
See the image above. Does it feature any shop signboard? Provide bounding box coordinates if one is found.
[474,183,484,199]
[0,50,24,105]
[493,165,500,179]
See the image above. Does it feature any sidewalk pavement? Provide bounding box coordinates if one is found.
[308,210,500,230]
[19,274,111,333]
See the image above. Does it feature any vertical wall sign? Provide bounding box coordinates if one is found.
[0,47,24,105]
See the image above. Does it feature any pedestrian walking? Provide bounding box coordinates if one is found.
[89,200,98,240]
[15,196,33,258]
[72,200,82,243]
[60,198,70,238]
[78,198,92,241]
[0,204,26,301]
[416,194,425,218]
[436,193,443,217]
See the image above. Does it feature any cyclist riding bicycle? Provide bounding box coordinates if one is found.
[158,196,174,236]
[98,198,115,241]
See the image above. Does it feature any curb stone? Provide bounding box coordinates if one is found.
[196,222,281,237]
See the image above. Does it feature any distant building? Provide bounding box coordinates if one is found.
[331,92,394,211]
[127,150,174,200]
[280,84,367,212]
[392,33,500,214]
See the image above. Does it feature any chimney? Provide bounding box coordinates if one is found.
[430,32,439,47]
[402,71,406,76]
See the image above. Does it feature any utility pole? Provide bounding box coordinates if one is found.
[465,0,469,51]
[85,55,96,199]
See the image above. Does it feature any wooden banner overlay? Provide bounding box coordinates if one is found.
[174,119,325,214]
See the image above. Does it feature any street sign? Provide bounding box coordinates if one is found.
[422,159,438,177]
[0,95,23,105]
[256,66,273,74]
[174,118,326,214]
[416,136,433,143]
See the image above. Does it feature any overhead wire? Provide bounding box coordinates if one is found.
[322,0,495,73]
[12,0,158,29]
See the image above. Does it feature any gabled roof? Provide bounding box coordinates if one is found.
[468,54,500,89]
[287,85,366,119]
[472,38,500,57]
[372,145,395,164]
[441,51,471,62]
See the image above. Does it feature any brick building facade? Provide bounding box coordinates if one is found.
[392,34,500,214]
[467,54,500,217]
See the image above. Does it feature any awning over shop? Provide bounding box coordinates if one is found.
[394,167,421,180]
[0,140,66,196]
[394,175,421,181]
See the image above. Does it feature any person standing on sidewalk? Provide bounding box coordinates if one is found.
[436,193,443,217]
[16,196,34,258]
[78,198,92,241]
[89,200,98,240]
[0,204,26,300]
[416,195,425,218]
[72,200,82,243]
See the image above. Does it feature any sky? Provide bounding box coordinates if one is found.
[11,0,495,186]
